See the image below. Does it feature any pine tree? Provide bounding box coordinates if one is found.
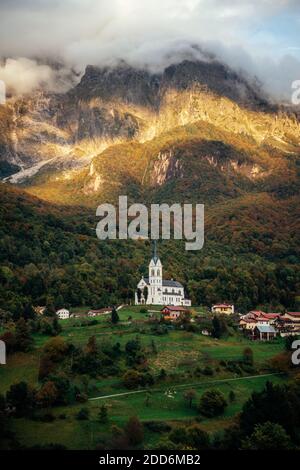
[85,335,98,355]
[15,318,33,352]
[44,302,56,317]
[125,416,144,445]
[23,303,36,320]
[98,404,108,423]
[151,339,157,355]
[211,316,221,339]
[143,286,148,303]
[52,317,62,335]
[111,307,119,324]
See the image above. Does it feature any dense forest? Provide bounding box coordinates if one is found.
[0,183,299,318]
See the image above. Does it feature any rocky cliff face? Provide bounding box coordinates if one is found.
[0,59,299,203]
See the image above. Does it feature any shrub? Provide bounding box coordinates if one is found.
[198,389,227,417]
[98,404,108,423]
[122,370,154,389]
[242,422,292,450]
[243,347,254,366]
[125,416,144,445]
[123,370,143,389]
[202,366,214,376]
[140,307,148,314]
[76,392,88,403]
[40,413,55,422]
[144,421,172,433]
[76,408,89,420]
[168,424,210,450]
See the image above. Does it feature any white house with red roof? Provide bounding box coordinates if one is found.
[211,303,234,315]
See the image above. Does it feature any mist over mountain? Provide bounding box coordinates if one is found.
[0,1,300,99]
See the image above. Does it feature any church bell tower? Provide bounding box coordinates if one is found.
[148,241,162,304]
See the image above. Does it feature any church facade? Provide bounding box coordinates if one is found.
[135,245,191,307]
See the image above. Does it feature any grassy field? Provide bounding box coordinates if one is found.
[6,374,286,450]
[0,305,289,449]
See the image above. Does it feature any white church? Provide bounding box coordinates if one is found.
[135,243,191,307]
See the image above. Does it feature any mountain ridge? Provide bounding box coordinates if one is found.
[1,58,297,189]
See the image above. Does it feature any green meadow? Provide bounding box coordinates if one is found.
[0,306,288,449]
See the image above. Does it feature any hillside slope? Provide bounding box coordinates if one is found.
[0,183,298,314]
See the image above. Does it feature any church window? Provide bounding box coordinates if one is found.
[157,269,160,276]
[151,269,155,276]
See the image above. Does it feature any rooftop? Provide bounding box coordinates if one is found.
[143,278,183,288]
[88,308,112,314]
[213,303,233,308]
[256,325,277,333]
[262,313,281,319]
[162,306,188,312]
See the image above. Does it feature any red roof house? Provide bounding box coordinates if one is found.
[161,305,188,320]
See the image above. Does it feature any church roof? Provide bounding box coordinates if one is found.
[142,278,183,288]
[162,280,183,288]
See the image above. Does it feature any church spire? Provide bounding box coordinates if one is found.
[152,240,158,264]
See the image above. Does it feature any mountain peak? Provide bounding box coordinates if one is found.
[71,59,270,112]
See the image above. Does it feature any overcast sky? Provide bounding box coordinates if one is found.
[0,0,299,98]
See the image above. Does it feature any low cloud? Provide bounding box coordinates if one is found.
[0,0,299,99]
[0,58,78,95]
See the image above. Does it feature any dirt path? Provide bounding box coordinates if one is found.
[89,372,282,401]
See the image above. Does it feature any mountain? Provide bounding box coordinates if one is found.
[0,58,299,312]
[1,58,297,191]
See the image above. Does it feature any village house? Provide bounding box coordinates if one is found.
[283,312,300,322]
[211,304,234,315]
[240,311,280,329]
[34,306,46,315]
[87,308,112,317]
[161,305,189,321]
[240,311,300,338]
[261,313,281,323]
[239,310,281,339]
[239,317,258,331]
[135,243,191,307]
[56,308,70,319]
[275,312,300,337]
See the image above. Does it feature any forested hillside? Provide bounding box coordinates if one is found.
[0,184,298,317]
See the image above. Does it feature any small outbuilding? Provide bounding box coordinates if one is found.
[87,308,112,317]
[56,308,70,320]
[254,324,277,341]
